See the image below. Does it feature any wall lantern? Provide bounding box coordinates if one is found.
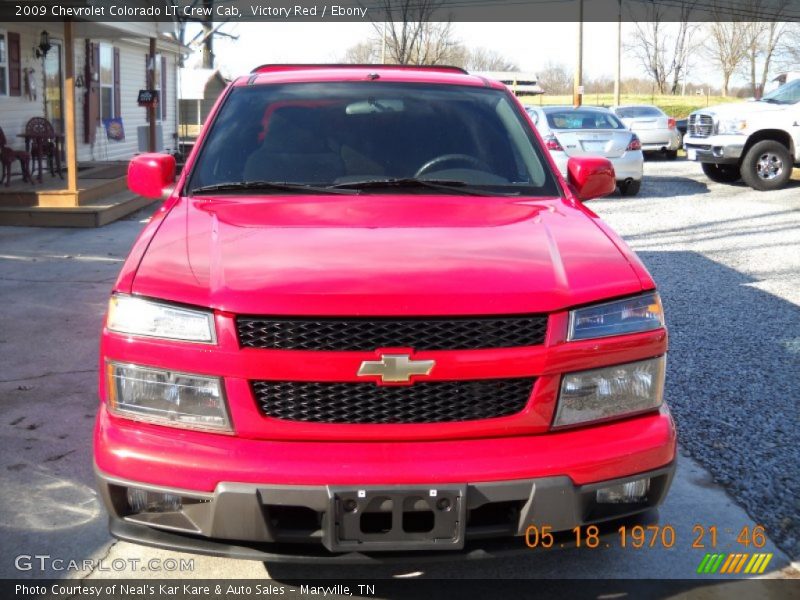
[35,31,52,59]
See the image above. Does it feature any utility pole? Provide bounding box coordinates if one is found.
[614,0,621,105]
[573,0,583,107]
[201,0,214,68]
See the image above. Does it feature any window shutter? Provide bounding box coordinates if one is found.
[8,32,21,96]
[161,55,167,120]
[84,40,100,143]
[113,47,121,118]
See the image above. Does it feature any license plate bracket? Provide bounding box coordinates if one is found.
[324,484,467,552]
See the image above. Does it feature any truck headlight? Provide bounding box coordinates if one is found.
[568,292,664,341]
[715,118,747,135]
[553,356,666,428]
[107,294,216,343]
[106,362,231,432]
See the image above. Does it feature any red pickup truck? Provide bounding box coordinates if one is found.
[94,65,675,560]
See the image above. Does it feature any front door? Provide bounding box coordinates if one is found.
[43,40,63,134]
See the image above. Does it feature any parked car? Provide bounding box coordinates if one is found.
[610,105,682,159]
[675,118,687,138]
[526,105,644,196]
[684,78,800,191]
[96,65,675,561]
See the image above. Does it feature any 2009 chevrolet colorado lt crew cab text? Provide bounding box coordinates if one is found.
[94,65,676,561]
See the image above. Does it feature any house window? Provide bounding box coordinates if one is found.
[99,43,114,119]
[0,30,8,96]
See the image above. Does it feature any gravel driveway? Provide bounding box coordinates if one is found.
[590,158,800,559]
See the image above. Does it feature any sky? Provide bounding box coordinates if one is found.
[184,21,730,86]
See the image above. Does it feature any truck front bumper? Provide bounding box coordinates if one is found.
[684,135,746,164]
[100,462,675,562]
[95,405,676,561]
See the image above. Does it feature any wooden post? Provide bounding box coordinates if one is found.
[148,37,157,152]
[63,19,78,198]
[573,0,583,108]
[613,0,621,106]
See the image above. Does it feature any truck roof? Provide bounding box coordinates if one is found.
[234,64,503,90]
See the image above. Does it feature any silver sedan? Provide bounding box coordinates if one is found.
[526,105,644,196]
[611,104,682,158]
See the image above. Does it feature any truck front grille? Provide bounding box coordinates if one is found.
[236,315,548,351]
[688,113,714,138]
[252,378,535,424]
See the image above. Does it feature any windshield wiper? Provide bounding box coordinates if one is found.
[329,178,519,197]
[190,181,357,195]
[761,98,785,104]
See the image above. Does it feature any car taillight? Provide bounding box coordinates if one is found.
[627,134,641,151]
[544,134,563,151]
[667,117,676,129]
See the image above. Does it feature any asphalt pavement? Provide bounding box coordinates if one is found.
[0,158,797,590]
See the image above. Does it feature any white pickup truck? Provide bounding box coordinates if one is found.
[683,79,800,191]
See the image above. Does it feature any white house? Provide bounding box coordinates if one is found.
[0,19,183,220]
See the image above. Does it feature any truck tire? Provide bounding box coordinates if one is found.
[702,162,740,183]
[739,140,793,191]
[618,179,641,196]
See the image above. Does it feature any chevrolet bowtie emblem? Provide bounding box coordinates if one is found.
[357,354,435,383]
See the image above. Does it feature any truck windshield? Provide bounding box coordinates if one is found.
[761,79,800,105]
[187,82,558,196]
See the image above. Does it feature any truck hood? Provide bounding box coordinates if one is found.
[130,195,646,315]
[696,100,791,119]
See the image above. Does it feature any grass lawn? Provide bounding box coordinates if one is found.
[520,94,743,118]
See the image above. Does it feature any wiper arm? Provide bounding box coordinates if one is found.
[329,178,519,197]
[190,181,357,195]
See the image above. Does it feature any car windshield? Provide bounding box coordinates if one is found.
[188,82,558,196]
[760,79,800,105]
[614,106,663,118]
[545,109,626,130]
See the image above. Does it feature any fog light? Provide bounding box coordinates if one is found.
[596,478,650,504]
[127,488,182,513]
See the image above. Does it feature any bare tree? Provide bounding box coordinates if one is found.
[668,2,701,94]
[374,0,459,65]
[537,61,573,95]
[464,48,518,71]
[743,21,787,97]
[170,0,238,68]
[626,1,699,95]
[342,40,382,64]
[779,23,800,68]
[341,38,517,73]
[738,2,792,97]
[705,22,750,96]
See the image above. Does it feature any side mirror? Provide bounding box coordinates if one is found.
[566,156,616,201]
[128,153,176,199]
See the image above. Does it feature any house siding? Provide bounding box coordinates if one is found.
[0,27,48,154]
[0,23,179,168]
